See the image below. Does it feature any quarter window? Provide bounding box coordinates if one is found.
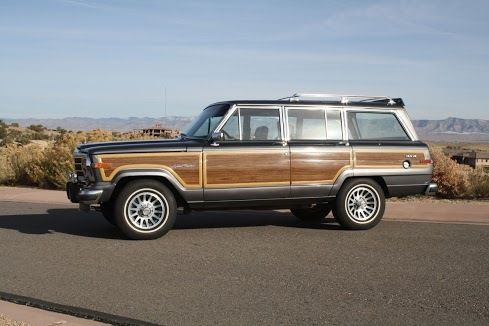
[347,112,409,140]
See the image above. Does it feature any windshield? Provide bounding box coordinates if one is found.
[183,104,230,138]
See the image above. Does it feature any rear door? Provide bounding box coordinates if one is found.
[203,105,290,201]
[286,106,352,198]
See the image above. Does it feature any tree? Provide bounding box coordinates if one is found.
[28,124,46,133]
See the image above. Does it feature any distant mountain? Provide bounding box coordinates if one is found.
[3,116,488,142]
[413,117,489,142]
[3,116,193,132]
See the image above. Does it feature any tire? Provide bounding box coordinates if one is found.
[100,202,116,226]
[333,178,385,230]
[113,179,177,240]
[290,204,331,221]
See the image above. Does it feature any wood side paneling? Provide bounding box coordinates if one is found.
[97,153,201,187]
[291,151,351,184]
[355,150,427,168]
[204,151,289,187]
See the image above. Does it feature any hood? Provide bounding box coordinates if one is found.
[77,138,204,155]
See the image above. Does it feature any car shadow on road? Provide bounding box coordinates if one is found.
[0,208,342,239]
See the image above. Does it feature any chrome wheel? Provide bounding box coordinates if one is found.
[124,189,168,231]
[345,185,379,223]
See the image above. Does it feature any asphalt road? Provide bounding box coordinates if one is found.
[0,201,488,325]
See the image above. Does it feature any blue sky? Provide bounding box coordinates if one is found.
[0,0,488,119]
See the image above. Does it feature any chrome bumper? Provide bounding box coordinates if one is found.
[425,182,438,196]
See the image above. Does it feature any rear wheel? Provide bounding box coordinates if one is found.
[333,178,385,230]
[113,179,177,240]
[290,204,331,222]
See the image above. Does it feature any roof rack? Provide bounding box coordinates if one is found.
[279,93,398,106]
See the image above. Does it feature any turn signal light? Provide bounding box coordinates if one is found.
[419,159,433,164]
[93,162,113,169]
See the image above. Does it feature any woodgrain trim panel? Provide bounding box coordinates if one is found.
[354,149,429,169]
[204,150,290,189]
[95,152,202,188]
[290,149,352,185]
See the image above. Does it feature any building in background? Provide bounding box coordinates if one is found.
[451,151,489,172]
[135,124,180,139]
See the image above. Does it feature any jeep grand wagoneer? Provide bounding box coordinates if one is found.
[67,93,437,239]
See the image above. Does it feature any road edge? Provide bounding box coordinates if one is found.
[0,291,159,326]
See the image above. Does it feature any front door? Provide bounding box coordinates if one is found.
[286,106,352,198]
[203,106,290,201]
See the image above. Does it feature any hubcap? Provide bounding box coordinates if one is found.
[345,185,379,223]
[125,190,167,231]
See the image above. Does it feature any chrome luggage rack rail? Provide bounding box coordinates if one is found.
[279,93,398,105]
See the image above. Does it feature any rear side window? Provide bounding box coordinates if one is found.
[288,109,326,140]
[347,112,409,140]
[287,108,343,140]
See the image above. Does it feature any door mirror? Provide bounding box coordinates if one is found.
[210,131,223,142]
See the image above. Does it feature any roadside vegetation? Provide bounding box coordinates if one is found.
[0,120,488,198]
[0,120,152,189]
[430,146,489,198]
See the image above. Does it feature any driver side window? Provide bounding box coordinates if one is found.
[220,107,282,141]
[221,111,240,140]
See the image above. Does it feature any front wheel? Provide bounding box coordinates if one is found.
[100,202,116,226]
[333,178,385,230]
[113,179,177,240]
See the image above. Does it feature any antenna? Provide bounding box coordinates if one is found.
[164,86,167,116]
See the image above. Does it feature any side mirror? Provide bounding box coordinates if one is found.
[211,131,223,142]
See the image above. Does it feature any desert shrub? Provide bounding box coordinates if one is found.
[430,146,471,198]
[0,148,14,184]
[430,146,489,199]
[1,144,45,186]
[467,168,489,198]
[41,137,76,189]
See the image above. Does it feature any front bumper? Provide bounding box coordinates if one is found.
[66,182,104,204]
[66,174,115,205]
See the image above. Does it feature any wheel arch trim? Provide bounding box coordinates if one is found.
[111,169,202,203]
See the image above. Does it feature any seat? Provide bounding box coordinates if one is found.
[254,126,269,140]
